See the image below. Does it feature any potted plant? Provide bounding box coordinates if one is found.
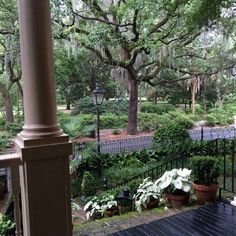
[102,197,119,218]
[191,156,221,204]
[134,178,160,212]
[84,193,118,220]
[155,168,192,208]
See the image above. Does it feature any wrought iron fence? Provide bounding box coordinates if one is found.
[219,139,236,197]
[73,127,236,198]
[113,154,191,189]
[110,138,236,198]
[73,126,236,156]
[189,126,236,141]
[100,136,153,154]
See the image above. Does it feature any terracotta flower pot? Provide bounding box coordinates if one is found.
[141,198,159,211]
[90,212,102,220]
[167,192,190,208]
[104,206,119,218]
[192,181,219,205]
[146,198,159,209]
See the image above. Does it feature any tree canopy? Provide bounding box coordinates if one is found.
[53,0,236,133]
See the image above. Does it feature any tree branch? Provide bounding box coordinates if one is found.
[75,12,133,27]
[131,9,139,42]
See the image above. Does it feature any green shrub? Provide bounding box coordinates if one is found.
[125,178,143,194]
[138,113,160,130]
[0,214,15,236]
[62,116,95,138]
[205,114,218,126]
[224,103,236,115]
[0,132,12,152]
[81,171,97,197]
[102,99,129,115]
[100,113,127,129]
[138,110,194,131]
[194,104,204,114]
[75,150,160,187]
[104,163,153,187]
[73,97,129,115]
[140,102,175,114]
[70,179,81,198]
[73,97,95,114]
[5,122,23,136]
[191,156,221,185]
[112,129,121,135]
[153,123,192,157]
[123,157,143,168]
[165,110,194,129]
[0,117,6,129]
[174,115,194,129]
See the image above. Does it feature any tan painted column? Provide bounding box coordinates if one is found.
[16,1,72,235]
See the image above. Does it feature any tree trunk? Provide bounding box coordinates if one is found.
[215,77,224,108]
[1,86,14,123]
[66,100,71,110]
[127,76,138,135]
[191,80,196,115]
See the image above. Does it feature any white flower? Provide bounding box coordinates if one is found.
[164,206,169,211]
[160,198,165,204]
[177,168,191,177]
[172,177,183,190]
[182,183,191,192]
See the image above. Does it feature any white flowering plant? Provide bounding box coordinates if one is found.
[134,177,161,212]
[155,168,192,194]
[84,194,117,220]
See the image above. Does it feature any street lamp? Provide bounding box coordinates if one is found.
[92,85,106,153]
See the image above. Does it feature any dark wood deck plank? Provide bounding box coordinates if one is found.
[150,218,191,236]
[182,210,234,235]
[110,202,236,236]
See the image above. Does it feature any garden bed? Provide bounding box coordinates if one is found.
[76,129,153,143]
[73,201,200,235]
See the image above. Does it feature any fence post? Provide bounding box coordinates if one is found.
[201,126,204,142]
[232,140,235,193]
[223,139,226,190]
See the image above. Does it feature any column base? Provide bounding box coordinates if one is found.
[20,124,63,140]
[15,133,72,236]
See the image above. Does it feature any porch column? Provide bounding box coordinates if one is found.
[16,1,72,236]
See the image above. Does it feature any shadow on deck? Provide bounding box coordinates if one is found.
[110,202,236,236]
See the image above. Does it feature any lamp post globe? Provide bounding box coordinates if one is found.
[92,86,106,106]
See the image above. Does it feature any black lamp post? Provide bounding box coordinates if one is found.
[92,85,106,153]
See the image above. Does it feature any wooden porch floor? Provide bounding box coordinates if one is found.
[110,202,236,236]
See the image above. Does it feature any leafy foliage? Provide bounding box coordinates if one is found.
[153,123,192,157]
[134,177,160,212]
[140,103,175,115]
[155,168,192,194]
[81,171,97,197]
[0,214,15,236]
[84,193,117,219]
[0,132,11,152]
[191,156,221,185]
[52,0,234,133]
[4,122,23,136]
[62,116,95,138]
